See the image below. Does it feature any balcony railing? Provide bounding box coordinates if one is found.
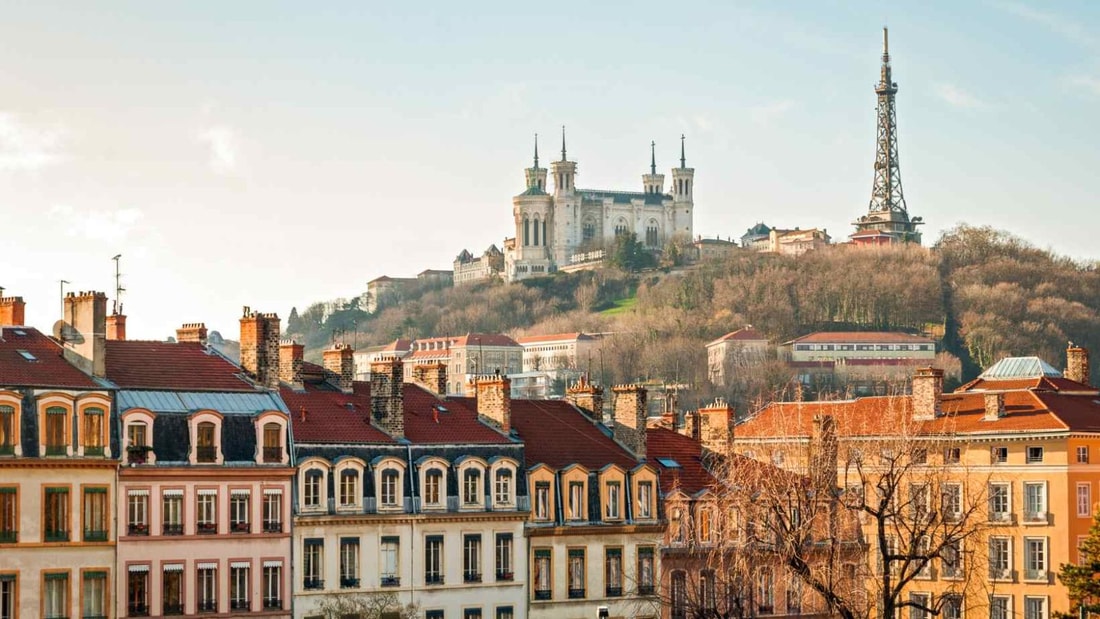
[758,605,775,615]
[263,598,282,610]
[340,577,360,589]
[988,511,1015,524]
[0,444,14,456]
[605,586,623,597]
[162,602,183,616]
[162,523,183,536]
[1023,511,1050,524]
[45,444,67,456]
[534,590,552,601]
[126,446,151,464]
[1024,569,1049,582]
[464,572,482,583]
[988,567,1015,581]
[637,584,655,596]
[496,570,514,582]
[0,530,16,543]
[128,523,149,536]
[568,587,586,599]
[381,576,400,587]
[263,520,282,533]
[262,447,283,463]
[128,602,150,616]
[84,446,105,457]
[196,446,217,463]
[84,529,108,541]
[197,522,217,535]
[230,521,251,533]
[303,578,324,591]
[425,574,444,585]
[44,529,69,542]
[230,599,250,610]
[197,599,218,613]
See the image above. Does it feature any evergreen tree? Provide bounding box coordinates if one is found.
[1059,511,1100,614]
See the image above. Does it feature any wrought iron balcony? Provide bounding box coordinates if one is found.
[495,570,514,582]
[1023,511,1050,524]
[758,604,775,615]
[605,586,623,597]
[263,520,282,533]
[381,576,400,587]
[196,446,217,463]
[84,446,105,457]
[637,584,655,596]
[84,529,108,541]
[45,444,68,456]
[988,511,1015,524]
[340,577,360,589]
[196,522,217,535]
[0,444,14,456]
[128,602,149,616]
[425,574,444,585]
[162,602,183,616]
[44,529,69,542]
[568,587,586,599]
[127,523,149,536]
[303,578,324,591]
[464,572,482,583]
[230,521,251,533]
[262,447,283,463]
[1024,569,1049,583]
[263,598,282,610]
[230,599,250,610]
[162,523,183,536]
[534,590,552,601]
[197,599,218,613]
[0,530,16,543]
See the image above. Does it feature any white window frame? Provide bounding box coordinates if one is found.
[1023,537,1048,581]
[605,481,621,521]
[989,536,1012,580]
[1023,596,1047,619]
[989,482,1011,522]
[1023,481,1047,523]
[1078,482,1092,517]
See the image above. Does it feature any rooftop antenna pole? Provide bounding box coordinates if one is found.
[59,279,70,316]
[111,254,124,315]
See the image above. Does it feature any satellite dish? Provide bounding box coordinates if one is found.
[52,320,83,344]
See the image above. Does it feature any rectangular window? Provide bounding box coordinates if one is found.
[496,607,514,619]
[909,593,930,619]
[126,569,147,617]
[989,537,1011,579]
[262,564,282,610]
[163,566,183,615]
[45,407,67,455]
[262,490,282,533]
[533,549,551,600]
[340,538,360,588]
[1024,537,1047,580]
[426,612,444,619]
[82,408,104,455]
[757,568,774,614]
[495,533,513,581]
[162,491,183,535]
[604,548,622,597]
[941,540,962,579]
[534,482,550,520]
[230,564,249,610]
[262,424,282,463]
[424,471,442,506]
[83,487,108,541]
[988,483,1011,522]
[197,491,217,534]
[230,491,250,533]
[44,572,70,618]
[381,471,399,507]
[568,481,584,520]
[991,446,1008,464]
[941,483,962,521]
[0,406,15,455]
[464,534,482,582]
[0,576,14,619]
[605,481,621,520]
[339,470,358,507]
[425,536,444,585]
[0,488,14,543]
[1024,482,1047,522]
[381,537,400,586]
[197,565,217,613]
[1079,483,1092,517]
[1024,597,1047,619]
[463,470,481,505]
[127,490,149,536]
[82,570,107,619]
[196,423,217,463]
[990,596,1010,619]
[1026,446,1044,463]
[567,549,585,599]
[464,610,482,619]
[303,540,324,589]
[637,481,652,519]
[942,595,962,619]
[494,470,512,504]
[943,447,960,464]
[637,547,655,595]
[44,487,70,542]
[1079,446,1090,463]
[303,472,321,508]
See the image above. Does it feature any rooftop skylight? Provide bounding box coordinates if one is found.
[979,357,1062,380]
[17,350,37,361]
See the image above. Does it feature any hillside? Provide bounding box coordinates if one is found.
[285,225,1100,409]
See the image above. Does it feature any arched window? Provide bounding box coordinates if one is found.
[646,220,659,247]
[757,567,775,614]
[614,218,629,237]
[262,422,283,463]
[380,469,400,507]
[0,405,14,455]
[45,406,68,456]
[82,407,105,455]
[542,219,547,247]
[701,570,716,611]
[494,469,513,505]
[532,215,540,246]
[463,468,481,505]
[523,216,530,246]
[671,571,687,619]
[196,422,217,463]
[304,469,323,508]
[339,469,359,507]
[582,219,596,242]
[424,469,444,506]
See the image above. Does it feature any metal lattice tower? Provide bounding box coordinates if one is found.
[868,27,907,215]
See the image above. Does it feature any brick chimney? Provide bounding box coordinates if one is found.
[983,392,1005,421]
[279,340,304,389]
[411,362,448,396]
[176,323,208,345]
[323,343,355,394]
[475,375,511,433]
[697,398,734,454]
[239,307,281,389]
[371,356,404,437]
[612,384,647,458]
[105,314,127,341]
[911,367,944,421]
[62,291,107,378]
[565,375,604,420]
[677,411,697,440]
[809,415,838,491]
[1066,343,1091,385]
[0,296,26,326]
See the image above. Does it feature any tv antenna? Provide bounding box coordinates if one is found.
[59,279,70,315]
[111,254,125,315]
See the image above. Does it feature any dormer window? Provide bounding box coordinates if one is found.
[304,470,323,509]
[535,482,551,521]
[568,481,585,521]
[339,469,359,508]
[0,405,16,456]
[45,406,68,456]
[196,422,217,463]
[463,469,482,506]
[605,481,621,520]
[494,469,513,506]
[637,481,653,520]
[424,470,444,507]
[81,407,106,457]
[262,423,282,463]
[380,469,400,508]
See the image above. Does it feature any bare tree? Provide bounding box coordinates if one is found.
[313,591,418,619]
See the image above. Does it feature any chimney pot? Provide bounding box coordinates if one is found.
[370,356,404,437]
[0,296,26,326]
[61,291,107,378]
[612,384,648,458]
[475,375,511,433]
[911,367,944,421]
[1066,344,1091,386]
[983,392,1006,420]
[323,343,356,394]
[239,310,280,389]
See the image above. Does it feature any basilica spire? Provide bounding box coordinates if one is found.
[561,125,567,162]
[650,141,656,175]
[680,134,686,169]
[533,133,539,169]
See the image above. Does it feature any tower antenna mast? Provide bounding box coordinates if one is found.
[111,254,125,315]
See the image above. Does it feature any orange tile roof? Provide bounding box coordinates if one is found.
[784,331,933,345]
[515,332,594,345]
[105,340,254,391]
[707,327,768,347]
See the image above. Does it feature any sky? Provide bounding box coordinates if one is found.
[1,1,1098,340]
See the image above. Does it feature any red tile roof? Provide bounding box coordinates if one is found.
[104,340,255,391]
[645,427,715,495]
[473,398,639,470]
[414,333,518,348]
[515,333,595,345]
[0,327,100,389]
[708,327,768,347]
[407,387,511,445]
[784,331,933,345]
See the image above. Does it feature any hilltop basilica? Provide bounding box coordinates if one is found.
[505,130,695,281]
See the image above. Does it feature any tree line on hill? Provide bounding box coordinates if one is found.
[285,225,1100,411]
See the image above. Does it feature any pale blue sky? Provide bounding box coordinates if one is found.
[1,1,1097,338]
